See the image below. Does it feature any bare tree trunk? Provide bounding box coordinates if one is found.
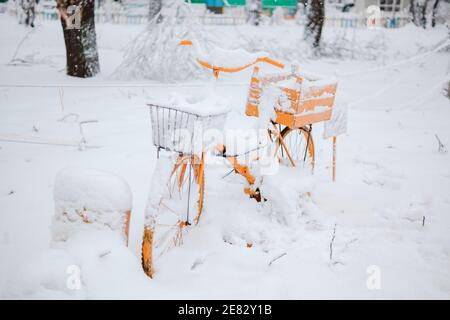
[149,0,162,22]
[305,0,325,48]
[57,0,100,78]
[420,0,430,28]
[247,0,262,26]
[410,0,419,25]
[431,0,440,27]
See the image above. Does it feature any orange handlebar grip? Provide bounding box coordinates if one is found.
[178,39,193,46]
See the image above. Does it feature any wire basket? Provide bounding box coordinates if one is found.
[149,103,228,155]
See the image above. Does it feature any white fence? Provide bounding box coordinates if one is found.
[6,2,410,29]
[323,13,410,29]
[198,12,247,25]
[94,11,147,24]
[198,6,248,25]
[6,4,149,24]
[0,3,7,14]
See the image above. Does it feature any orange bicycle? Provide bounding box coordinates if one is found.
[141,41,338,278]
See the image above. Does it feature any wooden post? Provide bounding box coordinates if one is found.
[124,210,131,247]
[332,136,337,182]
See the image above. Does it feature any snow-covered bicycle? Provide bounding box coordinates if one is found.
[141,40,338,278]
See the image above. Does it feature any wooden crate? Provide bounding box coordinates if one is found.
[246,67,337,129]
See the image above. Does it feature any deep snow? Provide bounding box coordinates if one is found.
[0,13,450,299]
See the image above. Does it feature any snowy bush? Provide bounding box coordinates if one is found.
[239,25,395,62]
[114,0,217,82]
[270,7,285,26]
[51,167,132,243]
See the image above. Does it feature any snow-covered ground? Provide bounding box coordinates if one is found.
[0,13,449,299]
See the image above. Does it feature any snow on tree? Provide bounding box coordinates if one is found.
[57,0,100,78]
[270,6,285,26]
[419,0,431,28]
[148,0,162,21]
[246,0,262,26]
[410,0,419,25]
[304,0,325,48]
[100,0,123,23]
[410,0,439,28]
[114,0,216,82]
[431,0,441,28]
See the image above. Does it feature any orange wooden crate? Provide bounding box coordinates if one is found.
[246,67,337,129]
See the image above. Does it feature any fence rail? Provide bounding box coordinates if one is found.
[198,13,248,25]
[323,15,410,28]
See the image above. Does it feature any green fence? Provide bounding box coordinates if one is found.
[262,0,297,8]
[188,0,297,8]
[189,1,246,5]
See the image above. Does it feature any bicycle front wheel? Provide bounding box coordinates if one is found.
[142,153,205,278]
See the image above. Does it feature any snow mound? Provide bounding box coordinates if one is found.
[52,167,132,242]
[216,165,324,254]
[3,230,149,299]
[260,165,315,220]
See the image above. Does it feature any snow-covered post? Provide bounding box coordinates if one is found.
[324,96,348,182]
[57,0,100,78]
[304,0,325,48]
[332,136,337,181]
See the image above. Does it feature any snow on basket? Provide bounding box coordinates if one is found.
[148,92,230,155]
[52,167,132,245]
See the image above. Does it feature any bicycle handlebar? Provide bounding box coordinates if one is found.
[257,57,284,69]
[178,39,285,71]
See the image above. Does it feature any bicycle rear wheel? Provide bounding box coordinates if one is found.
[273,125,315,169]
